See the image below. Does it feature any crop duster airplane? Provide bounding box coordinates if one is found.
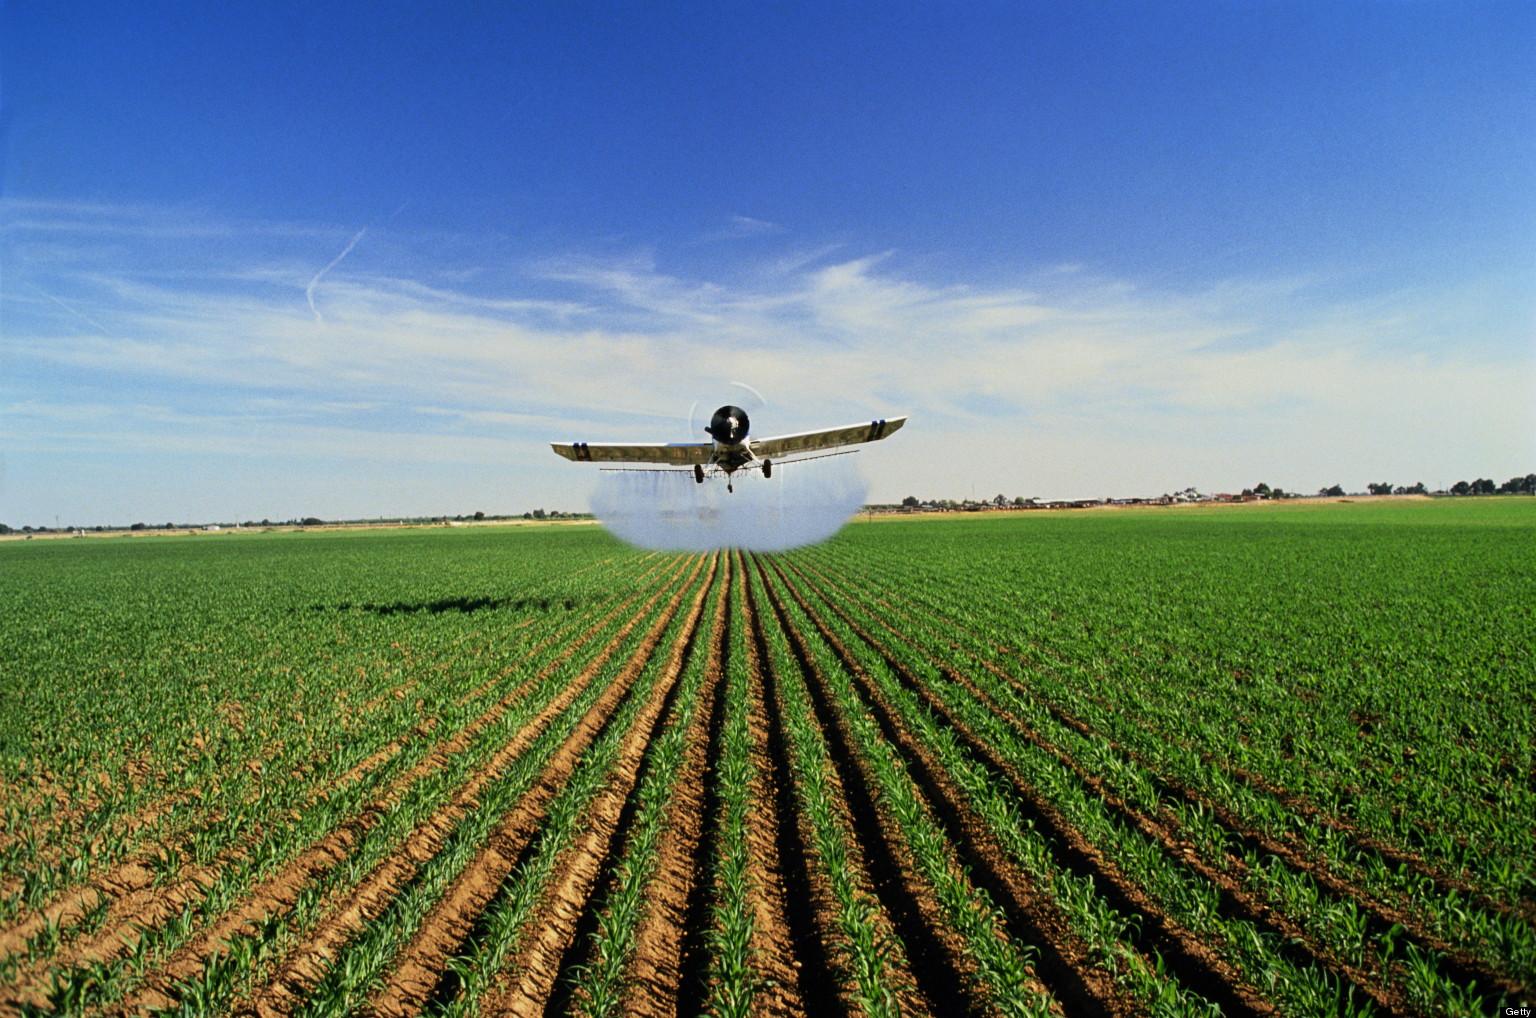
[552,405,907,492]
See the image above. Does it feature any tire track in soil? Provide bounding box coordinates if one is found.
[544,554,732,1018]
[783,560,1307,1017]
[777,560,1168,1018]
[126,558,695,1017]
[394,553,718,1018]
[815,561,1528,1005]
[750,554,987,1018]
[863,560,1530,927]
[742,554,923,1018]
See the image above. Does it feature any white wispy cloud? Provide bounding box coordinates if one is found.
[3,203,1531,521]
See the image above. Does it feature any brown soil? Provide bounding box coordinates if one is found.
[779,558,1271,1018]
[466,554,722,1018]
[741,554,926,1017]
[734,555,811,1018]
[227,556,702,1018]
[366,553,716,1017]
[750,555,999,1018]
[97,558,691,1016]
[599,554,731,1018]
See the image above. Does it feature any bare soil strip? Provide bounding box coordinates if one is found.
[115,559,692,1016]
[779,559,1270,1018]
[871,567,1525,925]
[734,553,811,1018]
[829,561,1532,996]
[750,555,993,1018]
[969,646,1523,1005]
[741,554,924,1017]
[548,554,732,1018]
[0,562,673,979]
[228,557,703,1018]
[838,567,1524,1004]
[412,554,718,1018]
[671,603,729,1018]
[774,561,1146,1018]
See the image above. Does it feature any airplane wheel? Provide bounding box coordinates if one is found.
[762,459,772,479]
[694,465,705,484]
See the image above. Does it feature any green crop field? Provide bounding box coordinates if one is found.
[1,499,1531,1016]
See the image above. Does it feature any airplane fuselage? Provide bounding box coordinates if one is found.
[707,404,756,474]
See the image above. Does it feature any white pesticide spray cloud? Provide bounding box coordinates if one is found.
[306,227,368,322]
[591,456,867,552]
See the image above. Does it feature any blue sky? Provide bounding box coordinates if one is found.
[3,2,1533,524]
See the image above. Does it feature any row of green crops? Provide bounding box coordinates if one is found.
[0,527,679,1011]
[797,497,1534,1014]
[1,499,1529,1016]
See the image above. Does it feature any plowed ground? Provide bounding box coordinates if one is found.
[3,515,1531,1017]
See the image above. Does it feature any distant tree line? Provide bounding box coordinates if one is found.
[9,477,1531,536]
[898,495,1034,509]
[1449,475,1535,495]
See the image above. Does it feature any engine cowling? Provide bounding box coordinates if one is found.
[708,404,750,445]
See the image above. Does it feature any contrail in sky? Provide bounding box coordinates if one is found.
[35,288,113,335]
[306,227,368,322]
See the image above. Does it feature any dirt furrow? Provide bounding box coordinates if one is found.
[0,569,646,977]
[776,560,1149,1017]
[592,554,730,1018]
[952,633,1522,1005]
[782,560,1294,1017]
[872,569,1527,926]
[226,556,702,1018]
[364,554,716,1018]
[734,553,811,1018]
[114,559,692,1017]
[751,555,990,1018]
[820,564,1524,1005]
[466,558,724,1018]
[742,554,922,1017]
[669,560,730,1018]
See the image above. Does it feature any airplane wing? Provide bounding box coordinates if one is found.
[550,441,714,465]
[751,417,906,459]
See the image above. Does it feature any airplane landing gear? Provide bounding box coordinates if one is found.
[694,464,705,485]
[762,459,772,479]
[727,480,734,494]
